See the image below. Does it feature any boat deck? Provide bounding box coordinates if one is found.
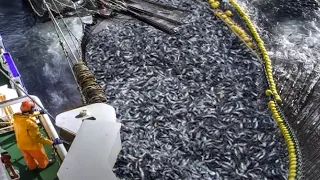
[0,129,60,180]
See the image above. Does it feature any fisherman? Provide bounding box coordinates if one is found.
[13,100,62,170]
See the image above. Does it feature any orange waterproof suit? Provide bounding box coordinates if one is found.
[13,111,53,170]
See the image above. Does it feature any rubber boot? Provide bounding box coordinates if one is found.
[34,158,56,171]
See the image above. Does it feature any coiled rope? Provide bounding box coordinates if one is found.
[73,62,107,104]
[207,0,302,179]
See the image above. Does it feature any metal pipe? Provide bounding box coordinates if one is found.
[0,125,13,131]
[0,94,67,160]
[32,95,67,160]
[0,68,56,121]
[0,96,29,108]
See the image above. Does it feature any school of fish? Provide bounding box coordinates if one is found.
[84,1,290,179]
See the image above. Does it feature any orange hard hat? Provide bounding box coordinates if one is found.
[20,101,35,113]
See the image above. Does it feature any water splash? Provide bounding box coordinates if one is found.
[33,17,83,114]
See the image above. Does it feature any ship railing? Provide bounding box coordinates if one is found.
[0,95,67,160]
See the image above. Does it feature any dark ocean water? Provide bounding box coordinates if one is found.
[0,0,82,117]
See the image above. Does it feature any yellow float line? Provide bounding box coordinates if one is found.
[228,0,282,104]
[208,0,274,94]
[210,6,257,50]
[269,101,298,180]
[227,1,298,179]
[208,0,274,97]
[208,0,281,103]
[208,0,299,180]
[212,9,261,58]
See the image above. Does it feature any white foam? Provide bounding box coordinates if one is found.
[270,19,320,72]
[33,17,84,107]
[237,0,262,32]
[237,2,320,73]
[234,2,320,118]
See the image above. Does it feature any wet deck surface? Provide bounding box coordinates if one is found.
[0,130,60,180]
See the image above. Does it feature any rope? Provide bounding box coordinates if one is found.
[72,2,85,26]
[73,62,107,104]
[51,20,86,104]
[28,0,46,17]
[227,0,281,102]
[226,1,302,179]
[51,0,96,14]
[51,0,82,58]
[207,0,301,180]
[48,0,75,9]
[210,8,260,58]
[43,0,107,105]
[43,0,88,103]
[0,64,64,164]
[43,1,79,63]
[89,0,97,8]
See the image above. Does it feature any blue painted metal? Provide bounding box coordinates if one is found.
[3,53,20,78]
[0,34,28,92]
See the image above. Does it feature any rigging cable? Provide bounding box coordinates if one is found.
[49,0,94,13]
[28,0,45,17]
[51,17,86,104]
[50,0,82,59]
[89,0,98,8]
[48,0,76,9]
[43,0,87,103]
[43,1,78,63]
[42,0,107,104]
[72,2,85,26]
[0,68,56,122]
[0,68,68,163]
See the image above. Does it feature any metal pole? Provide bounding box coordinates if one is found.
[33,95,67,160]
[0,94,67,160]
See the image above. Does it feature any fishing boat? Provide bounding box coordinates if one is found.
[0,34,122,179]
[0,0,189,179]
[1,0,303,179]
